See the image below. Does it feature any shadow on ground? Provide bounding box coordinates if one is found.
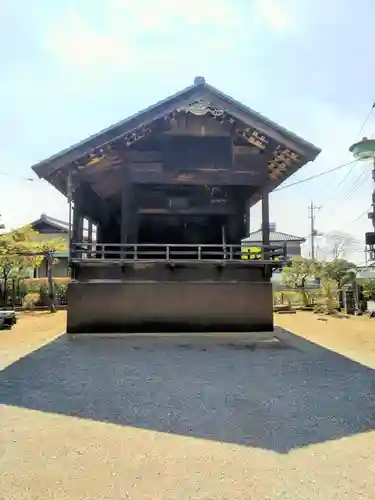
[1,329,375,453]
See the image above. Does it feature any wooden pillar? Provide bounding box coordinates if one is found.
[72,203,84,242]
[96,223,101,243]
[87,220,93,257]
[96,223,103,258]
[261,191,270,259]
[230,197,247,244]
[121,156,138,248]
[132,205,139,245]
[88,220,93,243]
[227,213,246,245]
[245,199,251,236]
[121,156,131,246]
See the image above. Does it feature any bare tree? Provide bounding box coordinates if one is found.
[320,231,359,260]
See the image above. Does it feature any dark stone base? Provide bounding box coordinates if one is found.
[67,280,274,334]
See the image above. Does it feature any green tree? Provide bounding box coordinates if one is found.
[319,274,339,314]
[362,279,375,301]
[0,225,35,304]
[0,224,67,308]
[281,256,319,306]
[323,259,357,288]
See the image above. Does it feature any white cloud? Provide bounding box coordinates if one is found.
[112,0,242,29]
[43,10,136,70]
[254,0,295,33]
[41,0,295,71]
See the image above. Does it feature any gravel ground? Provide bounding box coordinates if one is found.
[1,313,375,499]
[275,311,375,369]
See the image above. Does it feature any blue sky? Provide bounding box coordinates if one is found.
[1,0,375,262]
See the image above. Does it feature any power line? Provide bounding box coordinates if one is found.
[314,102,375,212]
[355,103,375,140]
[343,164,372,202]
[326,162,372,222]
[0,171,36,182]
[274,160,357,192]
[333,159,363,195]
[334,209,369,245]
[350,207,371,224]
[334,103,375,189]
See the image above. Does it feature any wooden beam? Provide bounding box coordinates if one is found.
[129,169,267,186]
[128,151,163,162]
[74,179,111,226]
[137,205,238,216]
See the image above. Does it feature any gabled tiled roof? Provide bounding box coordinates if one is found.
[32,77,320,179]
[243,230,306,243]
[30,213,69,232]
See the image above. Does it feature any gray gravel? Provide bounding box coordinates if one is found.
[1,329,375,454]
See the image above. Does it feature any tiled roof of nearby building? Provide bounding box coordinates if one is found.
[243,230,306,243]
[30,213,69,232]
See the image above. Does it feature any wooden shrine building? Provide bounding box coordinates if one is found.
[32,77,320,333]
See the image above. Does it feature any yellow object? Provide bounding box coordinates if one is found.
[241,246,280,261]
[241,246,262,260]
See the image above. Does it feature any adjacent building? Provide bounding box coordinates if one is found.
[29,214,69,277]
[242,223,306,258]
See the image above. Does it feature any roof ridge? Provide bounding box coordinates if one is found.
[204,83,320,153]
[244,229,306,242]
[32,81,201,175]
[42,214,69,227]
[32,78,320,180]
[30,214,69,231]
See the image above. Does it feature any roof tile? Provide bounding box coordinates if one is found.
[243,230,306,243]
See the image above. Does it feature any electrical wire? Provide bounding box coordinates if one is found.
[332,103,375,192]
[343,164,372,203]
[273,160,357,192]
[321,161,372,225]
[354,103,375,141]
[0,171,36,182]
[335,162,372,207]
[313,102,375,215]
[350,207,371,224]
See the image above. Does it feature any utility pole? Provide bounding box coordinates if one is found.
[309,201,321,261]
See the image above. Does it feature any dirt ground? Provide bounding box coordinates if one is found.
[0,311,66,369]
[275,311,375,369]
[1,311,375,500]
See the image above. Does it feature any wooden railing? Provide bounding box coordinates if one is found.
[70,242,288,265]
